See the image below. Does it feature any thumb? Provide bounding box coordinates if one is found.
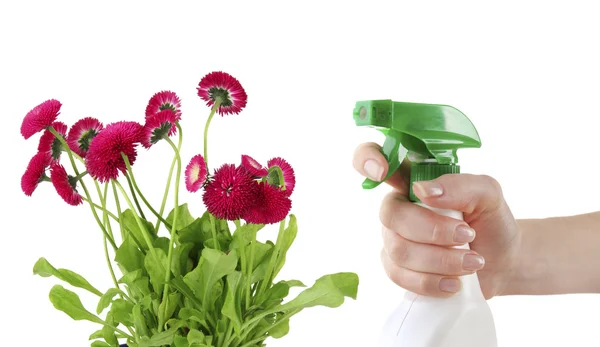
[412,174,505,215]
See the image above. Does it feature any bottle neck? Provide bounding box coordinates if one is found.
[409,163,460,202]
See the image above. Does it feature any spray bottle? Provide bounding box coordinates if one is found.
[353,100,497,347]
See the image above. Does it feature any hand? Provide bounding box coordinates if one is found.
[353,142,522,299]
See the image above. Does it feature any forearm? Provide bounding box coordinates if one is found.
[503,211,600,295]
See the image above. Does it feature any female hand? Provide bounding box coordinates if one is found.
[353,142,522,299]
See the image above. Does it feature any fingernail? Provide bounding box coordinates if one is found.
[413,181,443,198]
[462,253,485,271]
[364,160,384,181]
[439,278,461,293]
[454,225,476,243]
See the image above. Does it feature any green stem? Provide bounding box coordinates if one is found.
[99,182,121,295]
[111,181,126,241]
[155,123,183,232]
[159,136,183,332]
[121,154,173,231]
[210,214,220,250]
[81,197,119,222]
[246,224,257,309]
[113,179,159,262]
[48,126,117,251]
[222,323,234,347]
[73,170,88,181]
[256,218,286,300]
[125,172,146,220]
[203,97,223,167]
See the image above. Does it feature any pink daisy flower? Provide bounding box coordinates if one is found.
[21,152,52,196]
[141,109,178,148]
[267,157,296,196]
[38,121,68,162]
[145,90,182,121]
[240,154,268,177]
[185,154,208,192]
[85,121,143,182]
[67,117,104,158]
[242,181,292,225]
[197,71,247,116]
[50,163,83,206]
[202,164,257,220]
[20,99,62,139]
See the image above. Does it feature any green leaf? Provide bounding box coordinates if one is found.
[158,292,181,329]
[171,276,203,309]
[132,303,149,337]
[266,273,359,315]
[144,248,168,294]
[138,320,186,347]
[153,237,171,255]
[118,269,142,285]
[96,288,123,314]
[178,307,206,325]
[91,342,111,347]
[183,248,238,310]
[269,316,290,339]
[102,312,119,346]
[131,277,152,299]
[110,298,134,326]
[89,329,104,340]
[174,335,190,347]
[34,258,102,296]
[173,242,194,277]
[166,203,196,231]
[49,285,103,324]
[115,236,144,272]
[187,328,205,344]
[282,280,306,288]
[272,215,298,279]
[221,271,245,334]
[122,209,156,250]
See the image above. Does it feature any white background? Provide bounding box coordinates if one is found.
[1,1,599,346]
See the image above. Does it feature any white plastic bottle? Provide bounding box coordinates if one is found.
[378,205,497,347]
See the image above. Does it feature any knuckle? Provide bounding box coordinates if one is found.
[430,222,445,244]
[379,193,403,229]
[438,251,461,273]
[417,274,437,294]
[388,234,410,266]
[480,174,503,195]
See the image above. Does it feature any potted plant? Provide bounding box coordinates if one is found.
[21,71,359,347]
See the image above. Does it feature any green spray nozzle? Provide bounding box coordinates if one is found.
[353,99,481,200]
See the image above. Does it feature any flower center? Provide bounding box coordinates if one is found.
[159,103,177,112]
[151,122,172,144]
[78,129,98,151]
[208,87,233,106]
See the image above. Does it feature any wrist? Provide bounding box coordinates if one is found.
[499,218,545,296]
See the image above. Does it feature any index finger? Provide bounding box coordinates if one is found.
[352,142,411,194]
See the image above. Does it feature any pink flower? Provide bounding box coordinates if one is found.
[202,164,257,220]
[267,157,295,196]
[38,121,68,162]
[141,109,178,148]
[185,154,208,193]
[85,121,143,182]
[242,181,292,225]
[145,90,182,121]
[21,152,52,196]
[50,163,83,206]
[240,154,268,177]
[197,71,247,116]
[20,99,62,139]
[67,117,104,158]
